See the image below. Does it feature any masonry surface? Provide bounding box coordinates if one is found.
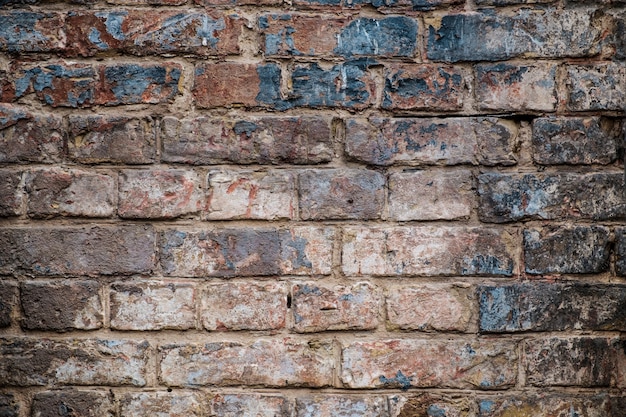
[0,0,625,415]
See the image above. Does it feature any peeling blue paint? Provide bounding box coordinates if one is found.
[427,405,446,417]
[88,27,109,50]
[283,236,313,270]
[104,64,180,104]
[95,11,128,41]
[379,370,413,391]
[479,400,495,414]
[233,121,258,137]
[0,105,29,127]
[479,286,517,332]
[256,64,285,110]
[335,17,417,57]
[463,254,512,276]
[296,284,322,296]
[0,12,50,52]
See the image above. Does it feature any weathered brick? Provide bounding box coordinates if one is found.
[201,282,287,331]
[162,116,332,165]
[617,228,626,276]
[478,173,626,223]
[210,394,290,417]
[31,390,115,417]
[388,169,473,221]
[389,393,473,417]
[382,64,465,111]
[610,396,626,417]
[299,169,385,220]
[342,339,517,389]
[0,282,16,328]
[566,63,626,111]
[0,12,64,52]
[0,170,24,216]
[120,392,204,417]
[292,282,380,332]
[345,117,518,166]
[161,227,333,277]
[68,115,156,164]
[110,281,196,330]
[66,11,242,57]
[296,395,388,417]
[207,170,296,220]
[260,14,417,58]
[194,62,266,108]
[0,393,19,417]
[26,168,117,218]
[427,9,605,62]
[479,283,626,333]
[0,105,64,163]
[343,226,516,277]
[0,338,150,386]
[477,394,610,417]
[476,63,557,111]
[95,63,182,105]
[119,169,204,219]
[0,226,156,276]
[475,0,556,4]
[344,0,463,10]
[386,284,474,332]
[524,337,624,387]
[160,339,335,387]
[21,280,102,331]
[524,226,610,275]
[532,116,621,165]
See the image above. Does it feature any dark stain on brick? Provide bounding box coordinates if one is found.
[281,235,313,270]
[334,17,417,57]
[99,64,181,105]
[379,370,413,391]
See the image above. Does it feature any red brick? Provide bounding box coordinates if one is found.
[206,170,296,220]
[26,168,116,218]
[0,12,65,53]
[68,115,156,164]
[292,282,380,332]
[341,339,517,389]
[386,284,474,332]
[201,282,287,331]
[342,226,516,277]
[194,62,263,108]
[20,280,102,331]
[210,394,289,417]
[119,169,205,219]
[296,395,388,417]
[0,170,24,216]
[388,169,474,221]
[0,226,156,277]
[0,337,150,386]
[160,338,335,387]
[32,390,115,417]
[382,64,465,111]
[120,392,205,417]
[110,281,196,330]
[476,63,557,111]
[0,281,17,328]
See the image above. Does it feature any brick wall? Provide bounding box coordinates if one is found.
[0,0,625,415]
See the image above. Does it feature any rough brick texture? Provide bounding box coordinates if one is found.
[2,0,624,413]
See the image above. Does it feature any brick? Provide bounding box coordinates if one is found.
[0,105,64,163]
[566,63,626,111]
[427,9,605,62]
[382,64,465,111]
[206,170,295,220]
[194,62,266,108]
[26,168,116,218]
[0,393,19,417]
[0,170,24,216]
[108,0,186,4]
[477,394,610,417]
[0,226,155,276]
[95,63,182,105]
[345,117,518,166]
[292,282,380,332]
[201,282,287,331]
[66,11,241,57]
[341,339,517,389]
[386,284,474,332]
[68,115,156,164]
[0,12,64,52]
[0,282,16,328]
[13,63,96,108]
[344,0,463,9]
[160,338,335,387]
[610,396,626,416]
[161,227,333,277]
[389,393,473,417]
[299,169,385,220]
[31,390,115,417]
[617,228,626,276]
[120,392,204,417]
[524,226,610,275]
[532,116,621,165]
[110,281,196,330]
[260,14,417,58]
[475,0,556,4]
[480,283,626,333]
[343,226,516,277]
[524,337,624,387]
[388,169,473,221]
[210,394,289,417]
[119,169,204,219]
[0,338,150,386]
[21,280,102,331]
[478,173,626,223]
[296,396,388,417]
[476,63,557,111]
